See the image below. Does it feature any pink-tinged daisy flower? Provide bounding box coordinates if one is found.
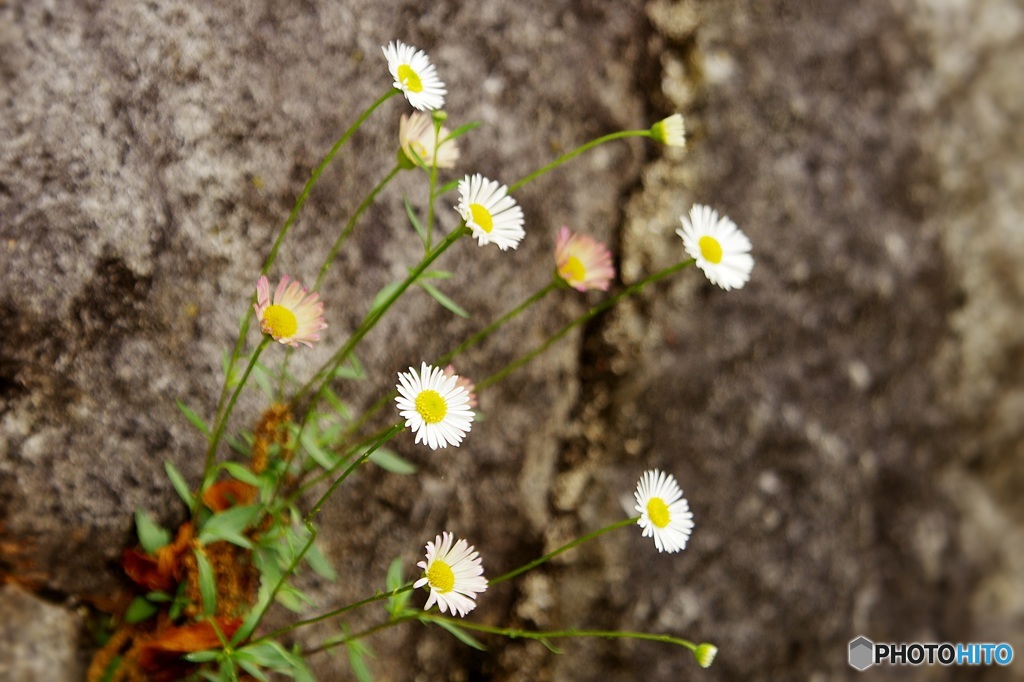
[455,174,525,251]
[395,362,474,449]
[634,469,694,553]
[414,532,487,617]
[399,112,459,170]
[554,226,616,292]
[382,40,447,111]
[650,114,686,148]
[676,204,754,291]
[443,365,477,409]
[253,275,327,348]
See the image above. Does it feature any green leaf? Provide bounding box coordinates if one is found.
[404,195,427,244]
[290,654,315,682]
[275,583,313,612]
[176,400,211,437]
[145,591,172,603]
[237,642,291,671]
[299,429,338,470]
[538,638,564,654]
[220,462,261,487]
[444,120,481,141]
[234,657,270,682]
[438,179,460,194]
[98,655,123,682]
[333,353,365,381]
[194,548,217,616]
[385,558,412,617]
[320,387,350,420]
[249,359,275,401]
[185,650,221,663]
[368,447,417,475]
[218,658,239,682]
[427,617,487,651]
[346,636,375,682]
[369,281,403,317]
[226,433,252,457]
[419,269,453,280]
[164,460,195,508]
[198,505,261,548]
[123,596,159,624]
[168,582,188,620]
[385,557,404,592]
[233,582,273,645]
[418,281,469,318]
[135,509,171,555]
[303,540,337,581]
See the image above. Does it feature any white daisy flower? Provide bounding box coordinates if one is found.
[395,362,474,449]
[633,469,694,553]
[455,174,526,250]
[414,532,488,617]
[650,113,686,148]
[676,204,753,291]
[382,40,447,111]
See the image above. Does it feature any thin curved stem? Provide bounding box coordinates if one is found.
[211,88,399,471]
[489,517,638,586]
[236,424,404,642]
[256,583,415,644]
[293,225,469,407]
[509,130,651,193]
[194,337,269,518]
[332,278,560,451]
[423,615,699,653]
[315,164,402,291]
[477,258,695,392]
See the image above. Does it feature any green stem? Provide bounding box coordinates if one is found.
[212,88,398,466]
[422,615,698,653]
[293,225,469,406]
[304,613,420,656]
[438,279,559,368]
[477,258,695,392]
[194,337,270,518]
[256,583,414,643]
[271,162,400,404]
[237,424,404,642]
[509,130,652,193]
[315,163,402,291]
[489,517,637,586]
[425,119,442,251]
[331,278,560,451]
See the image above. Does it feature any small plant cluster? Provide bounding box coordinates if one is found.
[88,40,751,681]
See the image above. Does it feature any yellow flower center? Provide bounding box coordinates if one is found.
[469,203,494,233]
[410,140,429,162]
[415,389,448,424]
[427,559,455,593]
[560,255,586,283]
[262,304,298,340]
[647,497,671,529]
[397,64,424,93]
[698,236,723,264]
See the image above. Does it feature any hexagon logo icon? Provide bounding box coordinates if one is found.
[849,636,874,671]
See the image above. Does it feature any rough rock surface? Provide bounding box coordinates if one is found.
[1,0,1022,681]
